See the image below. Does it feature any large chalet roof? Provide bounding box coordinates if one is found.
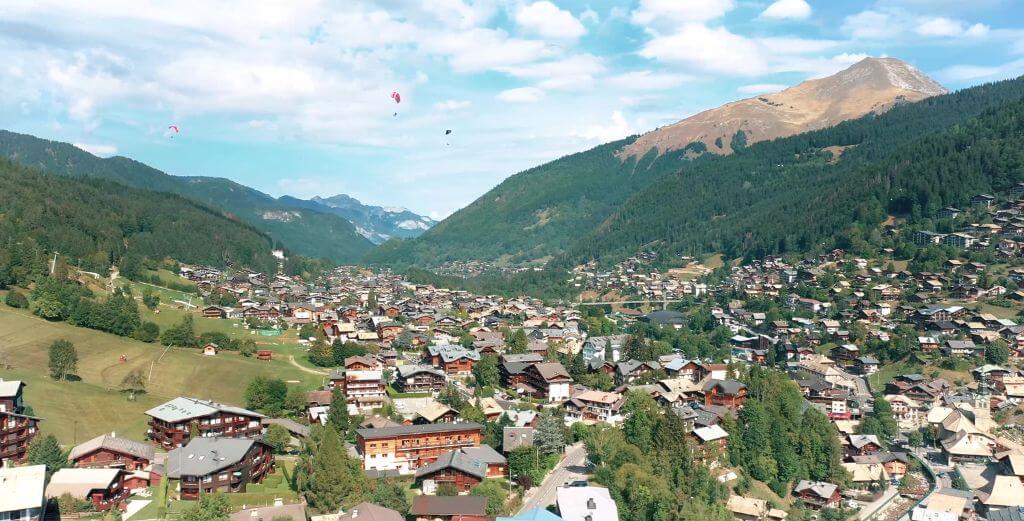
[356,421,483,440]
[337,502,403,521]
[794,480,838,499]
[69,433,155,462]
[166,437,263,478]
[45,468,124,499]
[530,362,572,382]
[146,397,264,423]
[0,465,46,512]
[427,344,481,363]
[414,447,493,480]
[0,379,25,398]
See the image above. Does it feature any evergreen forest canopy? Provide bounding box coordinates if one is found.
[0,130,374,263]
[558,76,1024,268]
[0,158,279,276]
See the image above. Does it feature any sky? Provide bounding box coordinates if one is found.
[2,0,1023,219]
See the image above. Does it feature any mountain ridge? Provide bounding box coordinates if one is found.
[0,130,375,263]
[620,57,947,158]
[368,56,950,268]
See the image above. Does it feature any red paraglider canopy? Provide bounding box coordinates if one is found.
[391,91,401,104]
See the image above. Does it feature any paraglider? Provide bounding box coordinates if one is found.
[445,129,452,146]
[444,129,452,135]
[391,91,401,117]
[167,125,179,138]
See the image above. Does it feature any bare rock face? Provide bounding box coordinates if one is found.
[619,57,947,159]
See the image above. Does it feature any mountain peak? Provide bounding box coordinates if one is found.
[619,56,946,158]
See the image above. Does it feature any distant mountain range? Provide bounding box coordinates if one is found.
[303,194,435,244]
[0,131,434,261]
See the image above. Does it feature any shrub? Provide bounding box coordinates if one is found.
[4,291,28,308]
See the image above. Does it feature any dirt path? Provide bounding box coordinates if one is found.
[288,355,329,376]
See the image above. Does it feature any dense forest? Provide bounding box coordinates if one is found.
[559,76,1024,267]
[0,158,278,274]
[0,130,374,263]
[366,139,710,267]
[372,75,1024,274]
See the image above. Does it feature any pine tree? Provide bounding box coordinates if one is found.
[28,434,67,476]
[326,388,350,436]
[534,409,566,455]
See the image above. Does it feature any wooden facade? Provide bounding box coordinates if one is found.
[357,423,483,474]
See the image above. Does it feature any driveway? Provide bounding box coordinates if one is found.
[858,486,899,520]
[518,443,588,514]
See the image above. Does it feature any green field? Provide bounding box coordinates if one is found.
[0,306,326,445]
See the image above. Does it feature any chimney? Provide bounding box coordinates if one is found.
[352,509,359,519]
[274,498,284,507]
[587,498,596,510]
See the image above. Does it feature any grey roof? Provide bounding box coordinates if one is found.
[146,397,264,423]
[262,418,311,438]
[503,427,534,452]
[794,480,838,499]
[395,364,444,376]
[703,379,747,394]
[340,503,403,521]
[166,437,262,478]
[357,421,483,440]
[462,444,506,465]
[501,353,544,364]
[68,433,155,462]
[415,448,491,480]
[427,344,481,363]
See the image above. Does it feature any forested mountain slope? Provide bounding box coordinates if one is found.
[558,76,1024,267]
[0,131,374,262]
[367,58,946,268]
[0,157,277,273]
[366,138,708,266]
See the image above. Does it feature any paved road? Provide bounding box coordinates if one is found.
[518,443,588,514]
[859,486,899,520]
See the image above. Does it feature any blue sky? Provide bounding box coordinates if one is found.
[1,0,1023,219]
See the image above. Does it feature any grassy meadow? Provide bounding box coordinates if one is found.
[0,302,326,445]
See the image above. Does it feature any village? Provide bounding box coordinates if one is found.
[4,189,1024,521]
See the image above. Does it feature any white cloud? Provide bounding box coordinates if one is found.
[915,17,989,38]
[574,110,635,142]
[760,0,811,20]
[580,7,599,25]
[605,70,692,90]
[631,0,735,27]
[842,10,900,40]
[498,54,606,90]
[737,83,787,95]
[73,142,118,157]
[434,99,472,111]
[497,86,545,103]
[514,1,586,42]
[639,24,767,76]
[939,59,1024,82]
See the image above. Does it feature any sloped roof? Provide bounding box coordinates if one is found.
[0,465,46,512]
[46,468,123,499]
[69,433,155,462]
[166,437,261,478]
[145,397,263,422]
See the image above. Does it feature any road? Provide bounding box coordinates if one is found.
[858,486,899,520]
[518,443,588,514]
